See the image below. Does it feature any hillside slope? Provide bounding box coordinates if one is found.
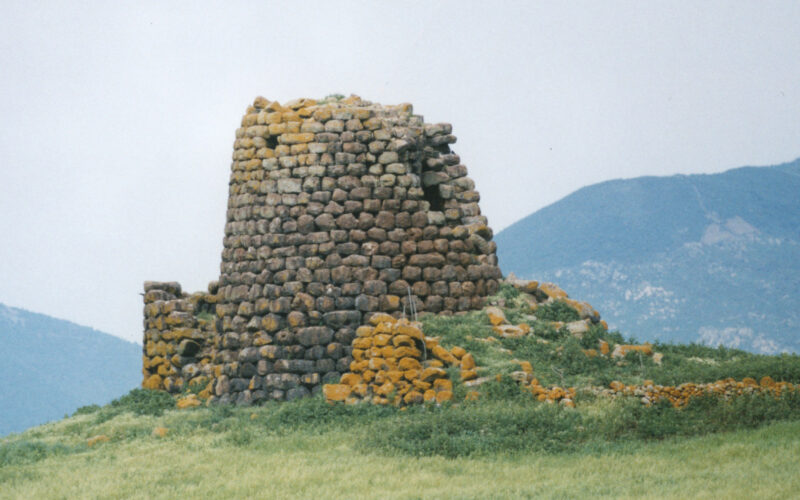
[496,158,800,353]
[0,304,141,436]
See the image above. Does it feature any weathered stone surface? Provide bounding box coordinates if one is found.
[142,96,501,404]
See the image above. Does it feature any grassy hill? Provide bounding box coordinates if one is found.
[2,288,799,498]
[0,303,141,436]
[495,158,800,353]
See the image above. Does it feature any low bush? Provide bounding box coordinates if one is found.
[363,401,585,457]
[534,300,581,322]
[363,390,800,458]
[0,440,78,467]
[103,389,175,418]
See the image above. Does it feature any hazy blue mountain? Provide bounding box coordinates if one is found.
[496,158,800,354]
[0,304,141,436]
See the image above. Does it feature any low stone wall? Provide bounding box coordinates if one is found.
[141,281,217,395]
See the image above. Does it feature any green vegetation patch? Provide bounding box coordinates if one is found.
[0,440,80,467]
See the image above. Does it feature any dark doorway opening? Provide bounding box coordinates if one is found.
[423,183,445,211]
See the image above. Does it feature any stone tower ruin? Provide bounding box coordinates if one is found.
[141,95,502,404]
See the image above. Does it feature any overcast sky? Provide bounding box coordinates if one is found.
[1,1,799,343]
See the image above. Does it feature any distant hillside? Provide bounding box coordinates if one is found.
[496,158,800,353]
[0,304,141,435]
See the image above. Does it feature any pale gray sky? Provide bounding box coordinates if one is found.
[1,1,799,343]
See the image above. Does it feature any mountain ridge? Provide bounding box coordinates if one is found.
[495,158,800,353]
[0,303,141,436]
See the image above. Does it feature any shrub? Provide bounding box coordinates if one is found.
[364,402,585,457]
[72,404,100,416]
[535,301,581,322]
[0,440,78,466]
[107,389,175,417]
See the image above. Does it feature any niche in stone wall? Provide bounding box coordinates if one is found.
[422,183,445,211]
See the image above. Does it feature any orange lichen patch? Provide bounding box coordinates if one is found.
[392,335,415,347]
[352,337,372,349]
[326,317,480,406]
[176,394,201,409]
[760,376,775,387]
[433,379,453,392]
[493,325,527,338]
[612,343,654,358]
[197,381,214,400]
[421,367,448,382]
[451,346,467,359]
[394,323,423,339]
[394,346,421,358]
[606,378,797,407]
[599,340,610,356]
[412,379,431,391]
[514,360,534,373]
[436,391,453,403]
[539,282,568,300]
[461,369,478,381]
[323,384,351,402]
[340,373,362,386]
[398,357,422,371]
[142,374,163,390]
[350,360,369,373]
[374,381,395,396]
[583,349,598,358]
[461,353,476,371]
[87,435,110,447]
[432,345,457,365]
[485,306,508,326]
[404,390,423,404]
[368,358,387,371]
[373,334,391,347]
[356,325,375,337]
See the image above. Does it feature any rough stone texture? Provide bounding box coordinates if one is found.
[142,95,502,404]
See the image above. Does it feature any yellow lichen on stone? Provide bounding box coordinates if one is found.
[176,394,201,409]
[432,345,457,365]
[323,384,351,402]
[142,374,163,390]
[451,346,467,359]
[369,313,396,326]
[485,306,507,326]
[436,391,453,403]
[461,353,476,371]
[539,282,568,300]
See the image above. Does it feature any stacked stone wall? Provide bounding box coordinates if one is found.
[141,282,217,395]
[142,95,502,405]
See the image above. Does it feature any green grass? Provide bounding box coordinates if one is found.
[421,284,800,389]
[3,285,799,498]
[2,396,800,499]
